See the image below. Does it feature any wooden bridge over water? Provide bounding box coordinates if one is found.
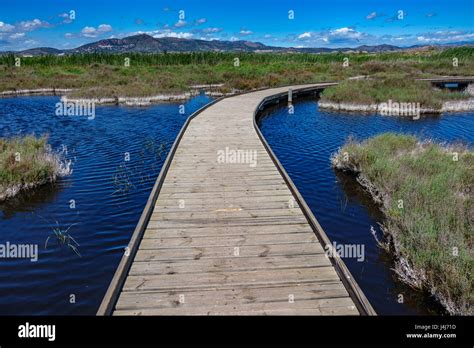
[417,76,474,89]
[98,84,375,316]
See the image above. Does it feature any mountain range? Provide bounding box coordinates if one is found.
[3,34,473,56]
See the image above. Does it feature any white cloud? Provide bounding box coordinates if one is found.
[0,21,15,32]
[366,12,377,20]
[239,30,253,36]
[174,20,187,28]
[295,27,369,45]
[136,29,193,39]
[59,13,73,24]
[331,27,363,39]
[202,27,222,34]
[229,36,239,41]
[298,32,311,39]
[9,32,25,40]
[80,24,112,38]
[415,30,474,43]
[195,18,207,25]
[18,18,50,31]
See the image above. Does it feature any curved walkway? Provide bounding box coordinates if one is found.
[99,84,375,315]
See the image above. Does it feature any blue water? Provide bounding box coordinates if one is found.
[258,98,473,315]
[0,94,212,315]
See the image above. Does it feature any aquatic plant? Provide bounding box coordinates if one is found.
[45,221,81,257]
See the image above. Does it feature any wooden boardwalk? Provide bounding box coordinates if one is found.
[98,84,375,316]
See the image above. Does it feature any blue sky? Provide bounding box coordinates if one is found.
[0,0,473,50]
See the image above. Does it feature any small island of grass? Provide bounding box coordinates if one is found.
[0,135,72,201]
[331,133,473,315]
[319,74,471,113]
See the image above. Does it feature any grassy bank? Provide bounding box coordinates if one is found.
[0,135,71,201]
[331,133,473,315]
[0,47,473,99]
[320,74,468,110]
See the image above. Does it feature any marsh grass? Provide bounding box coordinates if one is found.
[320,74,468,109]
[0,135,72,200]
[1,47,472,98]
[332,133,473,315]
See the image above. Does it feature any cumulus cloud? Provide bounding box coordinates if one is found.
[292,27,474,47]
[9,32,25,40]
[133,29,193,39]
[0,21,15,32]
[415,30,474,43]
[18,19,51,31]
[155,31,193,39]
[331,27,364,40]
[296,27,367,45]
[80,24,113,38]
[298,32,311,39]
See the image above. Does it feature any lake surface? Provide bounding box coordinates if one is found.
[0,94,212,315]
[258,97,473,315]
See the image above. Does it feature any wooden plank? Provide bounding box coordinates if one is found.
[113,297,358,315]
[149,208,305,221]
[115,282,349,310]
[144,223,313,238]
[140,232,318,248]
[122,267,341,291]
[150,216,310,228]
[134,243,326,262]
[129,254,332,275]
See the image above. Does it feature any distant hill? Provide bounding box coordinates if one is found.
[2,34,473,56]
[10,47,63,56]
[69,34,271,53]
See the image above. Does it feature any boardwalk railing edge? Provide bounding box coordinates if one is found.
[253,85,377,316]
[97,83,375,316]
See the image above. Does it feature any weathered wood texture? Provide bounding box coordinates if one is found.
[100,84,375,316]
